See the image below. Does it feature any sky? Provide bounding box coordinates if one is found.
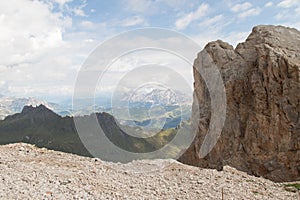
[0,0,299,103]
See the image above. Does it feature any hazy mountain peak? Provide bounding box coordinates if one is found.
[21,104,53,114]
[126,88,191,106]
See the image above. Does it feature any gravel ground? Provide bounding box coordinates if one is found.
[0,143,298,199]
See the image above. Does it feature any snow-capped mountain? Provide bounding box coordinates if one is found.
[113,88,192,130]
[0,95,65,120]
[124,88,192,106]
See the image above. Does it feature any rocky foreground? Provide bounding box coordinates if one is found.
[0,143,298,199]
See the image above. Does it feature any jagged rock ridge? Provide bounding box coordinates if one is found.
[179,25,300,182]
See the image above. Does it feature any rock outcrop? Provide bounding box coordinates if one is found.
[179,25,300,182]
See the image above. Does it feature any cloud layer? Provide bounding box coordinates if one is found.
[0,0,298,101]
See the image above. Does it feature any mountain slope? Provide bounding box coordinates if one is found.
[0,105,179,160]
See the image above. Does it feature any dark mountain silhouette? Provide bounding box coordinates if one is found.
[0,105,91,156]
[0,104,177,160]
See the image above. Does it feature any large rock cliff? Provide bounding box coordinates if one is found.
[179,25,300,182]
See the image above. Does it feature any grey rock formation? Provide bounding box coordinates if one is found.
[179,25,300,182]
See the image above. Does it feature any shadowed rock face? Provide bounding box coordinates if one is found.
[179,25,300,182]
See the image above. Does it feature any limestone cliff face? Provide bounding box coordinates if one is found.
[179,25,300,182]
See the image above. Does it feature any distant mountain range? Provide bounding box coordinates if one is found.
[123,88,191,106]
[110,88,192,130]
[0,95,71,120]
[0,104,186,161]
[0,88,192,131]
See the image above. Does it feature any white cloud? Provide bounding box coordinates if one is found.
[84,38,95,43]
[0,0,68,66]
[80,20,95,29]
[53,0,87,17]
[124,0,152,12]
[223,31,250,47]
[274,0,300,24]
[122,16,145,27]
[72,7,87,17]
[296,6,300,13]
[175,3,210,30]
[0,0,100,99]
[96,49,194,95]
[0,65,7,73]
[265,2,273,7]
[124,0,189,13]
[7,84,74,98]
[0,80,5,88]
[277,0,300,8]
[193,30,249,49]
[157,0,188,9]
[231,2,252,12]
[50,0,87,17]
[229,2,261,19]
[199,15,224,27]
[52,0,73,7]
[238,7,261,18]
[275,12,285,20]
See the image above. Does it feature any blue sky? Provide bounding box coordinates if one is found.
[0,0,299,102]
